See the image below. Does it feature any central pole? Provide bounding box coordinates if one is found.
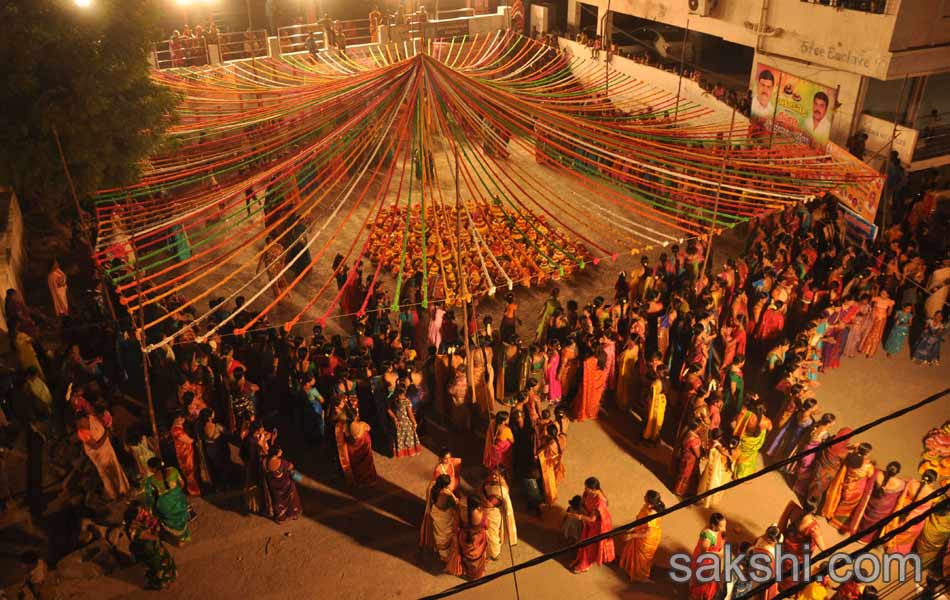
[455,143,475,424]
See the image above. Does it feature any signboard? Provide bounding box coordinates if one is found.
[750,63,837,150]
[827,142,884,226]
[858,113,919,169]
[423,18,470,40]
[839,202,879,242]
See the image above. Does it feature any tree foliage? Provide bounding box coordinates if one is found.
[0,0,179,212]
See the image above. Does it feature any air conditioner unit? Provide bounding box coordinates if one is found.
[688,0,717,17]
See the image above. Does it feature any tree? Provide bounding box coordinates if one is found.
[0,0,179,213]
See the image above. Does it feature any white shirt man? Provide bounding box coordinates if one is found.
[803,92,832,146]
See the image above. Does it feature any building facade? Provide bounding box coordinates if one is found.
[564,0,950,170]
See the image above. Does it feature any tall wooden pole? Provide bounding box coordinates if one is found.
[51,126,83,219]
[673,19,690,123]
[123,197,160,446]
[455,144,475,421]
[700,105,737,278]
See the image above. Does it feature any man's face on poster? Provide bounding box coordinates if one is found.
[757,74,774,108]
[813,96,828,123]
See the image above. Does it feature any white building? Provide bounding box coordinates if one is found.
[560,0,950,171]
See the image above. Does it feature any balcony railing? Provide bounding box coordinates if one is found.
[152,36,209,70]
[797,0,900,16]
[912,114,950,162]
[277,19,372,54]
[219,30,269,62]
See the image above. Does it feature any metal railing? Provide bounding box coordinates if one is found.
[435,8,476,19]
[218,30,269,62]
[152,36,209,70]
[797,0,900,15]
[912,124,950,162]
[278,19,372,54]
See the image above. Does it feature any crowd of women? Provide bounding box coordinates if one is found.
[3,183,948,594]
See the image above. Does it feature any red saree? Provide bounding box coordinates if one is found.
[171,424,201,496]
[572,491,615,571]
[346,429,378,487]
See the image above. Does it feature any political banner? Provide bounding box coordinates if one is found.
[827,142,884,226]
[750,63,837,149]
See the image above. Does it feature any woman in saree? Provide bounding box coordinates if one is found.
[558,336,580,403]
[722,356,745,419]
[673,419,703,496]
[481,469,518,560]
[570,477,615,574]
[197,408,230,489]
[919,422,950,480]
[601,334,617,391]
[821,442,875,534]
[483,411,515,473]
[420,474,459,562]
[446,496,489,580]
[843,295,872,358]
[615,335,641,411]
[788,413,836,485]
[697,428,732,509]
[768,397,818,460]
[470,338,495,415]
[857,461,906,542]
[170,415,201,496]
[618,490,664,583]
[923,257,950,318]
[337,410,377,487]
[885,469,938,554]
[77,412,130,500]
[537,424,564,506]
[688,512,726,600]
[126,505,176,590]
[914,502,950,571]
[242,421,272,517]
[641,366,667,444]
[142,458,191,544]
[447,359,470,432]
[804,427,853,504]
[824,299,859,370]
[264,445,302,523]
[543,342,561,405]
[778,498,825,589]
[573,349,607,422]
[127,430,157,481]
[884,303,914,357]
[859,290,894,357]
[733,404,772,480]
[913,312,946,365]
[749,526,782,600]
[432,448,462,493]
